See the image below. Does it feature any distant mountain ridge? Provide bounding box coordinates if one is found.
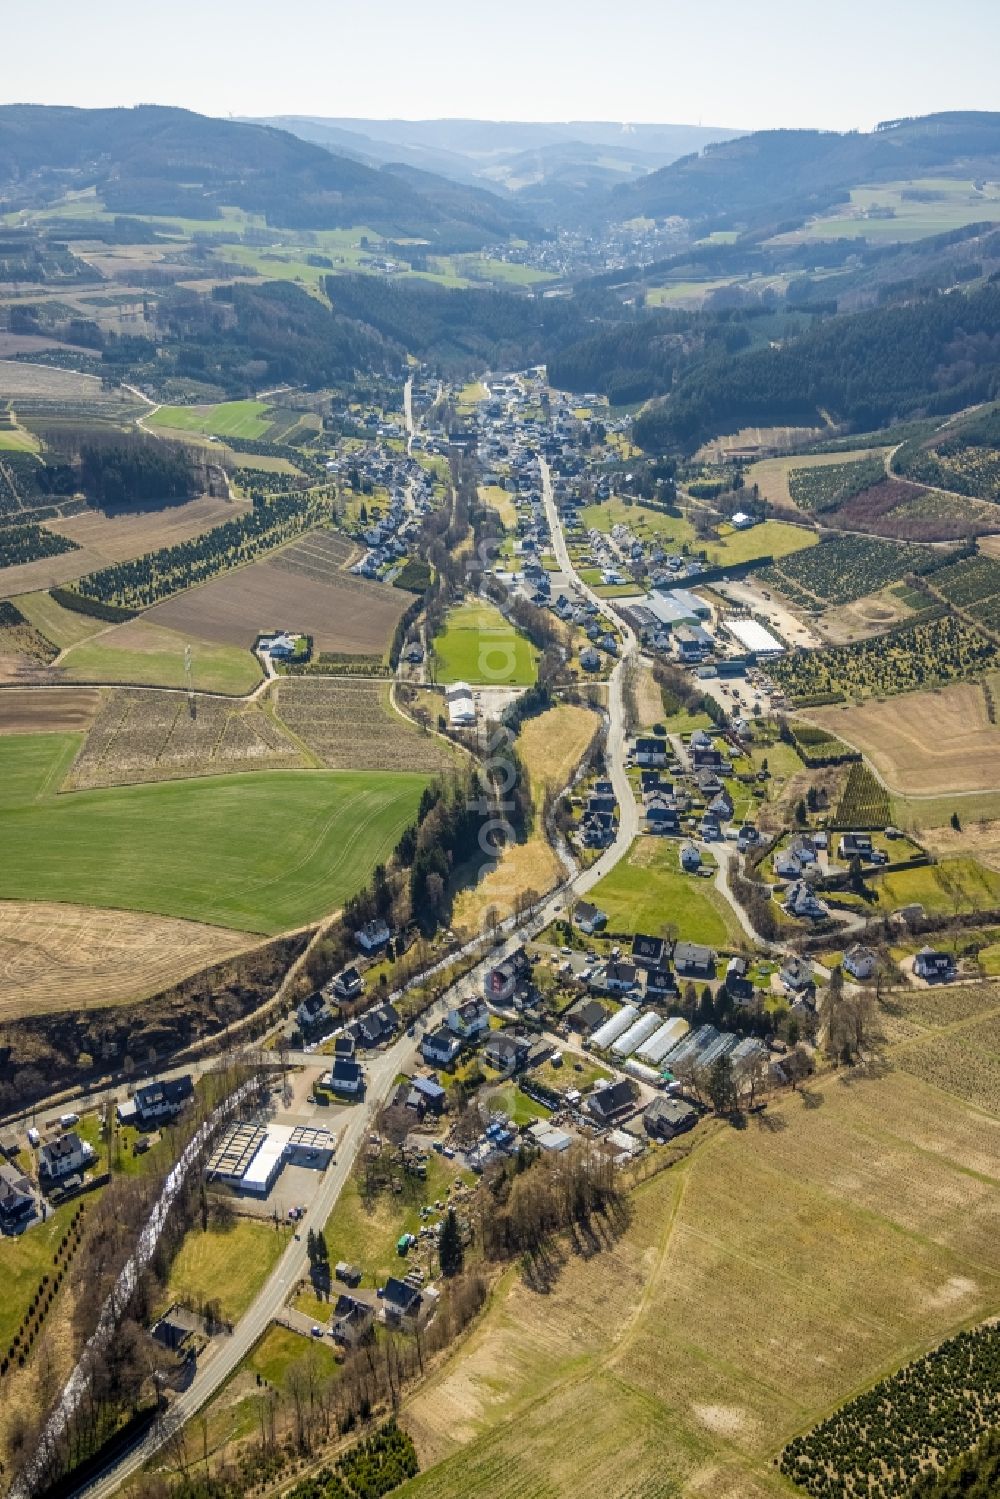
[0,104,539,248]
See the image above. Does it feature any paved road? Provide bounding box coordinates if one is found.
[69,443,645,1499]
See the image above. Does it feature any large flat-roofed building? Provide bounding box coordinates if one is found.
[206,1122,335,1196]
[724,618,784,655]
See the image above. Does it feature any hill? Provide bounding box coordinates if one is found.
[0,104,536,248]
[611,112,1000,232]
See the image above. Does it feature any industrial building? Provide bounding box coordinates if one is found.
[206,1122,335,1196]
[724,618,784,655]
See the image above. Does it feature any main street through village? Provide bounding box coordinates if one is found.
[71,436,646,1499]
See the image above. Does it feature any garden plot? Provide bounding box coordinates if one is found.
[68,688,305,788]
[274,677,455,773]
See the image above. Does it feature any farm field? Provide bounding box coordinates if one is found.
[58,618,263,696]
[432,600,539,686]
[274,677,455,774]
[0,732,429,932]
[746,448,889,510]
[772,177,1000,244]
[758,534,942,608]
[400,1067,1000,1499]
[0,495,248,598]
[13,589,103,648]
[806,679,1000,794]
[0,900,256,1021]
[68,687,305,787]
[166,1219,291,1324]
[0,685,100,734]
[589,835,741,947]
[0,359,141,412]
[145,538,406,655]
[695,422,827,464]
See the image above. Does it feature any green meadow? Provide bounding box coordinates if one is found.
[0,733,428,933]
[433,600,539,686]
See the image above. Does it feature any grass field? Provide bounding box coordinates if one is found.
[432,600,538,686]
[0,1199,79,1350]
[874,856,1000,917]
[589,836,742,947]
[705,518,817,567]
[14,590,103,649]
[166,1219,290,1323]
[147,400,273,439]
[773,177,1000,245]
[247,1322,339,1386]
[0,899,256,1021]
[59,618,263,695]
[806,679,1000,795]
[399,1064,1000,1499]
[477,484,517,530]
[0,733,429,932]
[0,423,40,452]
[324,1153,471,1290]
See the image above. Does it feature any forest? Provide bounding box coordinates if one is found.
[634,282,1000,452]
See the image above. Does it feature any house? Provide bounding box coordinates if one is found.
[700,813,721,841]
[334,1033,356,1058]
[332,1293,376,1347]
[839,832,874,860]
[737,824,759,851]
[448,997,490,1039]
[585,1078,639,1127]
[638,956,674,998]
[645,797,680,835]
[574,901,607,935]
[844,945,877,981]
[357,1002,400,1046]
[327,1057,365,1097]
[724,956,754,1004]
[774,847,805,880]
[784,880,828,920]
[580,646,601,672]
[380,1276,422,1327]
[330,966,363,1002]
[0,1160,34,1228]
[38,1131,92,1184]
[634,736,668,768]
[731,511,756,530]
[674,941,715,978]
[680,842,702,873]
[421,1026,462,1066]
[355,919,392,955]
[128,1075,194,1127]
[913,947,957,983]
[779,955,814,994]
[483,1032,531,1074]
[297,991,330,1033]
[643,1096,698,1141]
[484,949,531,1005]
[567,998,608,1035]
[631,934,665,969]
[597,960,639,994]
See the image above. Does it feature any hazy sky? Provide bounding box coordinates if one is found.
[5,0,998,132]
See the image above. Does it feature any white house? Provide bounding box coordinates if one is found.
[844,945,877,981]
[447,998,490,1040]
[39,1132,93,1183]
[355,919,391,955]
[421,1027,462,1066]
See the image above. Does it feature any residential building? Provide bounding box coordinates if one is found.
[634,737,668,768]
[0,1160,33,1228]
[448,997,490,1039]
[123,1075,193,1128]
[421,1027,462,1066]
[327,1058,364,1097]
[330,966,363,1001]
[779,955,814,993]
[784,880,828,920]
[574,901,607,935]
[844,945,877,981]
[297,991,330,1033]
[585,1078,639,1127]
[567,998,608,1035]
[680,842,702,873]
[332,1293,375,1347]
[643,1096,698,1141]
[674,941,715,978]
[380,1276,423,1328]
[724,956,754,1004]
[484,949,531,1004]
[631,934,665,969]
[355,919,392,955]
[913,947,957,983]
[39,1131,92,1184]
[483,1032,530,1074]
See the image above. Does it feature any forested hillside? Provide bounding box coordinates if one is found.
[634,283,1000,451]
[0,104,536,247]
